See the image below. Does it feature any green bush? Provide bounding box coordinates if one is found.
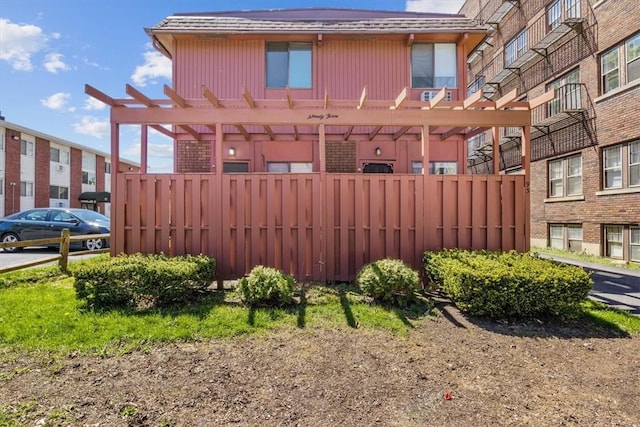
[236,266,295,307]
[423,249,593,318]
[73,253,215,309]
[356,258,420,306]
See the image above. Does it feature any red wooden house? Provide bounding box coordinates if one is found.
[87,8,552,284]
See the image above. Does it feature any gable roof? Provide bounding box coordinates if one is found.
[147,7,485,35]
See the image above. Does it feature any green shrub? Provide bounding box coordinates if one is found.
[357,258,420,306]
[423,249,592,318]
[72,253,215,309]
[236,266,295,307]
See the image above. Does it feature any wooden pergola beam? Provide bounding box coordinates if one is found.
[343,126,354,140]
[85,84,123,107]
[164,85,190,108]
[324,89,329,110]
[235,125,251,141]
[495,88,518,110]
[150,125,174,139]
[407,33,415,47]
[393,126,411,140]
[430,87,448,108]
[528,88,556,109]
[440,127,466,140]
[203,86,222,108]
[463,90,484,110]
[264,125,275,140]
[286,87,294,109]
[293,125,299,140]
[242,86,255,109]
[357,86,368,110]
[126,84,158,108]
[180,125,201,140]
[368,126,382,140]
[391,87,408,110]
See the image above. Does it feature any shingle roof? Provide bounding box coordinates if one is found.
[147,8,486,35]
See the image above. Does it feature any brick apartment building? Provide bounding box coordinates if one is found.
[460,0,640,263]
[0,119,139,218]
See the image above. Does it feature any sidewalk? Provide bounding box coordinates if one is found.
[538,254,640,316]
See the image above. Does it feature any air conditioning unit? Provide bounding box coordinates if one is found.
[420,90,452,102]
[56,164,65,172]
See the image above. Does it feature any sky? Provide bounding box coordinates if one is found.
[0,0,465,172]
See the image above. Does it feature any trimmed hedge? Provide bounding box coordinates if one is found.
[423,249,593,318]
[236,266,295,307]
[73,253,215,309]
[357,258,420,306]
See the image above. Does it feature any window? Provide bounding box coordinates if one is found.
[105,162,111,174]
[0,133,4,151]
[411,161,423,174]
[49,185,69,199]
[549,224,582,252]
[548,155,582,197]
[603,146,622,189]
[626,33,640,83]
[20,181,33,197]
[82,171,96,185]
[467,75,485,95]
[605,225,623,259]
[223,162,249,173]
[266,162,313,173]
[602,142,639,190]
[601,33,640,95]
[411,43,457,88]
[631,226,640,262]
[547,69,580,116]
[266,42,312,88]
[50,147,69,164]
[82,153,95,171]
[429,162,457,175]
[0,178,3,195]
[505,30,527,67]
[20,140,34,157]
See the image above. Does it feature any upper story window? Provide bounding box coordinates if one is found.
[411,43,457,88]
[467,75,485,95]
[20,139,34,157]
[547,0,581,30]
[603,141,640,190]
[547,69,580,116]
[82,153,96,171]
[601,33,640,95]
[50,147,70,164]
[105,162,111,174]
[266,42,312,88]
[549,154,582,197]
[505,30,527,67]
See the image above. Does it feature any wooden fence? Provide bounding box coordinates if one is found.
[0,230,110,274]
[112,173,528,283]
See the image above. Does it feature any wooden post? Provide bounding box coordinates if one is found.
[216,122,224,290]
[492,126,500,174]
[521,125,531,252]
[59,229,70,273]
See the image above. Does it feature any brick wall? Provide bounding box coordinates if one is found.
[34,136,50,208]
[176,140,211,173]
[326,141,356,173]
[4,129,20,215]
[70,147,82,208]
[96,155,106,192]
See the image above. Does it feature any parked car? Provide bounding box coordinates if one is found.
[0,208,110,252]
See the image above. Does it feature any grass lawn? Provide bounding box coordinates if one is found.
[531,246,640,271]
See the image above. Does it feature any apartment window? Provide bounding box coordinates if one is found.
[20,140,34,157]
[411,43,457,88]
[0,134,4,150]
[411,161,423,174]
[0,178,3,195]
[105,162,111,174]
[20,181,33,197]
[549,224,583,252]
[266,42,312,88]
[547,69,580,116]
[467,75,485,95]
[82,171,96,185]
[631,226,640,262]
[548,155,581,197]
[627,33,640,84]
[602,142,639,190]
[605,225,623,259]
[50,147,69,164]
[266,162,313,173]
[82,153,95,171]
[429,161,457,175]
[603,145,622,189]
[49,185,69,199]
[223,162,249,173]
[505,30,527,67]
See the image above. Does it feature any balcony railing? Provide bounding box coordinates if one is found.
[531,83,593,136]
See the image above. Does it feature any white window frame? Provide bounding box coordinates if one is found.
[601,48,620,94]
[626,33,640,84]
[20,181,34,197]
[411,43,458,88]
[429,161,457,175]
[20,140,34,157]
[631,226,640,262]
[548,155,582,197]
[603,145,623,189]
[266,162,313,173]
[505,30,527,67]
[604,225,624,259]
[630,141,640,187]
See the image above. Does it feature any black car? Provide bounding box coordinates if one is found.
[0,208,110,252]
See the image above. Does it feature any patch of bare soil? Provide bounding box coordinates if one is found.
[1,303,639,426]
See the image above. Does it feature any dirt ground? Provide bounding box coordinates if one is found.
[1,301,639,427]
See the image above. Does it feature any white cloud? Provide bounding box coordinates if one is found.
[124,141,174,159]
[406,0,465,14]
[0,18,48,71]
[73,116,109,138]
[83,97,107,111]
[130,50,172,86]
[43,52,70,73]
[40,92,71,110]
